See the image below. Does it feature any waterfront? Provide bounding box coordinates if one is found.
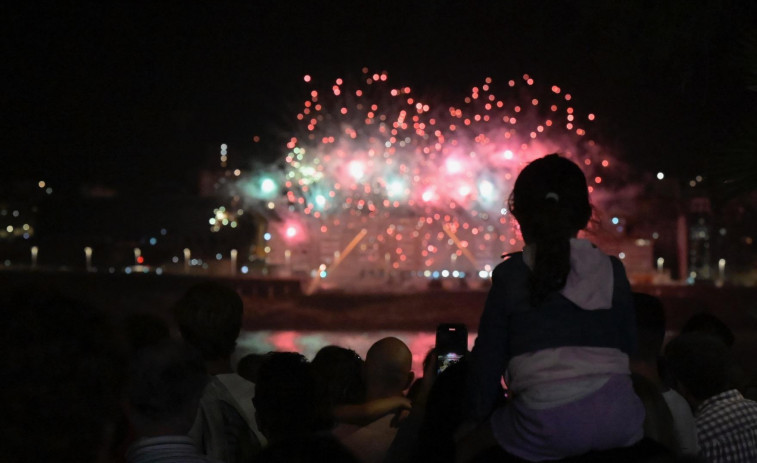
[3,269,756,375]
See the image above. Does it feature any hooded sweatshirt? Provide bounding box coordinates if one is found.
[466,239,638,420]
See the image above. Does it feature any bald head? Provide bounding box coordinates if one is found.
[364,337,414,399]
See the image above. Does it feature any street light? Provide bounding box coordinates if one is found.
[31,246,38,269]
[84,247,93,272]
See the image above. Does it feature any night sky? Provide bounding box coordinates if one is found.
[4,1,755,197]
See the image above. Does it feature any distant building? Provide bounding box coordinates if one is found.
[688,197,712,281]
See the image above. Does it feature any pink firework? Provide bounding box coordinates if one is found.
[234,69,617,289]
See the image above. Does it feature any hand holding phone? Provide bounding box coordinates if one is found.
[435,323,468,375]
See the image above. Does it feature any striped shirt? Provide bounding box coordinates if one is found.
[696,389,757,463]
[126,435,220,463]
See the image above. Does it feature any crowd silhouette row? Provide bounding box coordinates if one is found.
[2,155,755,463]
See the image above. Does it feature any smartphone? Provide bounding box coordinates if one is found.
[435,323,468,375]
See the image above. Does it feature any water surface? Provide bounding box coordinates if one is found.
[235,330,478,377]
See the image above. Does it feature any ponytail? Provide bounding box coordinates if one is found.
[524,196,574,305]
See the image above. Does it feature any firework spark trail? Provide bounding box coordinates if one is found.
[224,69,618,283]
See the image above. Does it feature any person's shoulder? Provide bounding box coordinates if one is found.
[661,388,688,407]
[739,396,757,413]
[501,251,523,261]
[606,254,632,288]
[198,375,236,404]
[607,254,627,273]
[217,372,255,391]
[494,251,525,273]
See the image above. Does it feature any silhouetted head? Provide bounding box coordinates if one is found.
[253,352,323,443]
[311,345,365,407]
[508,154,592,303]
[364,337,414,399]
[509,153,592,245]
[681,312,735,348]
[237,352,267,384]
[173,282,243,360]
[664,333,733,403]
[127,339,208,436]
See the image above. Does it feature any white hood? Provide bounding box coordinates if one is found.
[522,238,613,310]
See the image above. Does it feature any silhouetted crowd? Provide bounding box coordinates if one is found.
[2,155,756,463]
[3,280,756,463]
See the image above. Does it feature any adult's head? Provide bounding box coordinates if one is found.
[509,154,592,302]
[311,345,365,408]
[363,337,414,400]
[681,312,735,348]
[173,282,243,361]
[237,352,266,384]
[253,352,322,443]
[631,292,667,364]
[0,290,125,463]
[664,333,733,405]
[127,340,208,437]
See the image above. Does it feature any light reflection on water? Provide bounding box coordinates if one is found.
[235,330,477,378]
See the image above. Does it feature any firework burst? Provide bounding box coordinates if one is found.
[224,69,618,290]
